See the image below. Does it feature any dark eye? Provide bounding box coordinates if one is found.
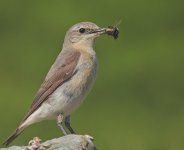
[79,28,85,33]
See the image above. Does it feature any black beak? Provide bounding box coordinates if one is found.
[89,27,119,39]
[89,28,106,34]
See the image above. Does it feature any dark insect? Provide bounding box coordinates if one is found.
[106,26,119,39]
[106,20,121,39]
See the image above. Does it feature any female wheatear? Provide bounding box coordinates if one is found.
[3,22,119,146]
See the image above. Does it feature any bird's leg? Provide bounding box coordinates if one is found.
[57,114,67,135]
[65,116,75,134]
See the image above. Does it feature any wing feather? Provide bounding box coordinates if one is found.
[22,50,81,122]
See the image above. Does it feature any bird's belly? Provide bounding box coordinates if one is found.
[47,67,96,117]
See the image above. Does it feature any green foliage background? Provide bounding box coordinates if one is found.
[0,0,184,149]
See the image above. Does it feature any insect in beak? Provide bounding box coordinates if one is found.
[105,19,121,39]
[105,26,119,39]
[89,20,121,39]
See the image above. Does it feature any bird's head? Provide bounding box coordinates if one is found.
[63,22,107,48]
[63,22,119,50]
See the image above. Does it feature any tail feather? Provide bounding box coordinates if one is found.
[3,128,24,146]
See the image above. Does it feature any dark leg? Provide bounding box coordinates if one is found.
[57,114,67,135]
[65,116,75,134]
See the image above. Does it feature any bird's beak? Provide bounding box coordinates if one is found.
[89,28,106,35]
[89,27,119,39]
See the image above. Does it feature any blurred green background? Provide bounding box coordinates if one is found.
[0,0,184,149]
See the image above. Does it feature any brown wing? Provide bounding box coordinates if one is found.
[22,50,81,122]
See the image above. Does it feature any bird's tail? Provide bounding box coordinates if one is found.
[3,127,24,146]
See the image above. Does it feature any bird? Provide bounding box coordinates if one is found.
[3,22,119,146]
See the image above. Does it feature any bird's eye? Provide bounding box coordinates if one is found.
[79,28,86,33]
